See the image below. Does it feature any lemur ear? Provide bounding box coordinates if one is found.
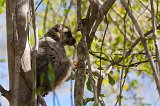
[54,24,62,32]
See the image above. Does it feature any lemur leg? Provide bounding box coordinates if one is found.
[54,60,71,87]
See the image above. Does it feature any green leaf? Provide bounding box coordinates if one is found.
[86,77,93,92]
[142,0,148,2]
[48,63,56,84]
[130,79,138,87]
[83,97,94,105]
[40,73,44,85]
[108,74,115,85]
[62,8,70,15]
[36,87,41,96]
[0,59,5,62]
[99,94,107,97]
[0,0,5,14]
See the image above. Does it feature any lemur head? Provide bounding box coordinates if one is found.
[45,24,76,46]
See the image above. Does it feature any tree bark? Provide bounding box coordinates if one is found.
[6,0,32,105]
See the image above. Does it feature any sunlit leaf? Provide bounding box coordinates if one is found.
[83,97,94,105]
[142,0,148,2]
[130,79,138,87]
[123,84,129,91]
[99,94,107,97]
[86,77,93,92]
[103,78,108,86]
[108,74,115,85]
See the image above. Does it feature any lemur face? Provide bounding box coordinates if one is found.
[51,24,76,46]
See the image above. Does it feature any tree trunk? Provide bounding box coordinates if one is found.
[6,0,33,105]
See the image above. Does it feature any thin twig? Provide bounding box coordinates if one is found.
[35,0,44,11]
[31,1,39,52]
[121,0,160,96]
[111,8,123,19]
[150,0,160,72]
[63,0,73,25]
[86,66,112,78]
[137,1,149,19]
[120,13,127,106]
[43,0,49,32]
[83,38,99,106]
[116,23,160,65]
[156,0,159,19]
[90,49,157,68]
[97,15,108,100]
[77,0,81,30]
[137,6,149,19]
[115,12,127,106]
[139,0,151,12]
[31,0,39,105]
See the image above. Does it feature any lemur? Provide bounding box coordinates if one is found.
[36,24,76,96]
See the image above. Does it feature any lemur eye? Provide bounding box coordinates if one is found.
[53,24,60,32]
[55,29,59,32]
[65,31,72,38]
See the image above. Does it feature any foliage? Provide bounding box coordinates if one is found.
[0,0,5,14]
[0,59,5,62]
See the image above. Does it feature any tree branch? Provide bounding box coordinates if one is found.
[31,0,38,105]
[63,0,73,25]
[89,66,112,78]
[97,16,108,100]
[118,13,127,106]
[88,0,116,48]
[43,0,49,32]
[35,0,44,11]
[150,0,160,72]
[38,96,46,106]
[74,40,86,106]
[121,0,160,96]
[84,38,99,106]
[77,0,81,30]
[86,0,99,34]
[75,0,116,105]
[0,85,10,101]
[115,23,160,65]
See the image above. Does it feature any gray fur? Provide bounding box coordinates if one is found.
[36,24,75,96]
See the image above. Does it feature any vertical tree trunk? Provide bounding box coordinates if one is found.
[74,40,86,106]
[6,0,33,105]
[74,0,116,105]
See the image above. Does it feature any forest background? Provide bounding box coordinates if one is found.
[0,0,160,106]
